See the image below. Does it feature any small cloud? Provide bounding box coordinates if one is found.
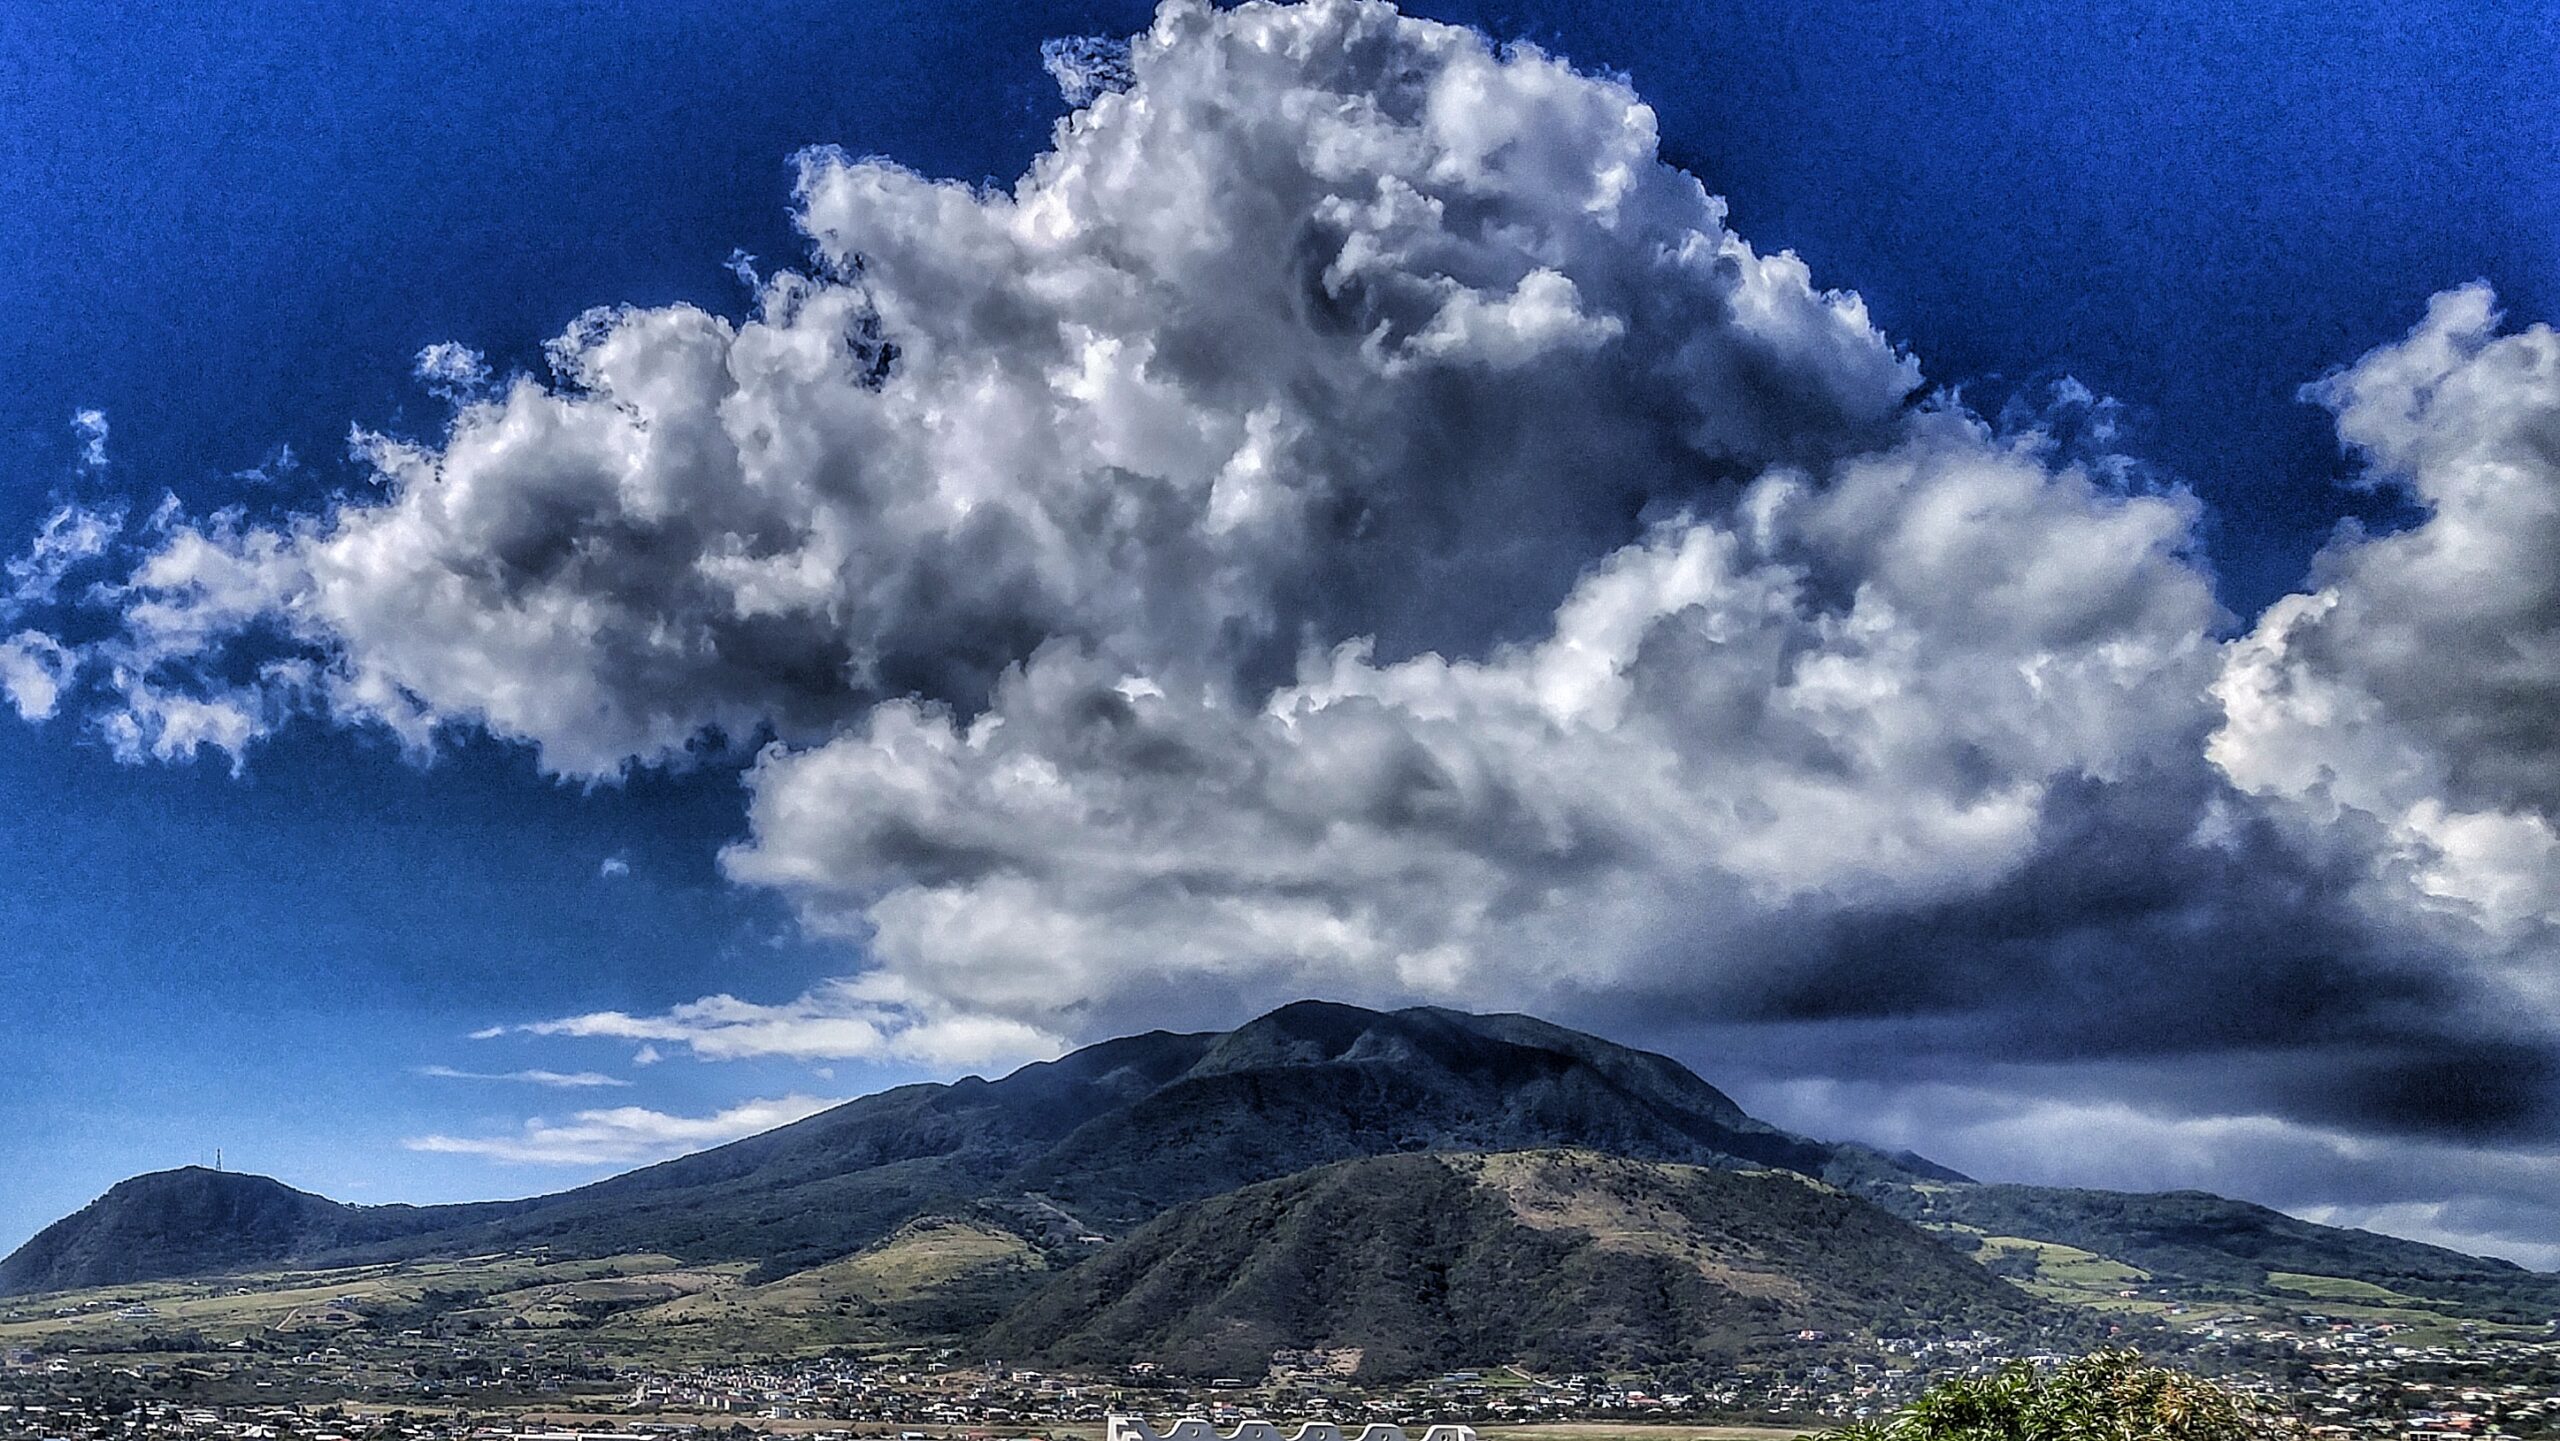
[71,409,108,469]
[0,632,75,722]
[632,1044,664,1066]
[417,1065,632,1089]
[1040,35,1134,106]
[414,342,493,404]
[7,502,123,605]
[725,248,760,290]
[231,443,300,488]
[402,1093,838,1166]
[598,854,631,879]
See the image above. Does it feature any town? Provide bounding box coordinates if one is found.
[10,1321,2560,1441]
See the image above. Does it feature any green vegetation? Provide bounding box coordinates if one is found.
[1974,1236,2148,1289]
[594,1216,1052,1360]
[1821,1352,2293,1441]
[1872,1183,2560,1326]
[986,1150,2080,1381]
[2261,1272,2424,1305]
[0,1252,718,1350]
[1485,1428,1811,1441]
[0,1221,1058,1366]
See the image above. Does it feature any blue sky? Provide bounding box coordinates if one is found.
[3,0,2556,1261]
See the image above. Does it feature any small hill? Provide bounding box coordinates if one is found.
[0,1169,514,1296]
[983,1150,2061,1380]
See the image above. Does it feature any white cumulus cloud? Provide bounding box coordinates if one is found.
[28,0,1914,778]
[724,413,2218,1032]
[2214,284,2560,1017]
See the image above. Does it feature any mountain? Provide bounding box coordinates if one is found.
[986,1149,2067,1380]
[3,1002,1933,1296]
[9,999,2557,1371]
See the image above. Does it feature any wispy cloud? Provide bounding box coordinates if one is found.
[71,409,108,470]
[7,502,122,606]
[413,342,491,405]
[488,978,1060,1069]
[403,1094,837,1166]
[417,1065,630,1089]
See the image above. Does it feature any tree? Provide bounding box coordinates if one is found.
[1826,1352,2296,1441]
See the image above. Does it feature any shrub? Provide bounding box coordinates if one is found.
[1825,1351,2295,1441]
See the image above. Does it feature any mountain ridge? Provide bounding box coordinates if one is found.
[5,1001,1937,1295]
[9,999,2554,1368]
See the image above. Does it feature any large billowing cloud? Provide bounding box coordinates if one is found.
[2215,285,2560,1021]
[38,0,1912,778]
[7,0,2557,1255]
[722,417,2222,1037]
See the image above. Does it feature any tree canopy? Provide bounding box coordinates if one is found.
[1827,1351,2296,1441]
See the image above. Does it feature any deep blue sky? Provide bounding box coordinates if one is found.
[2,0,2553,1252]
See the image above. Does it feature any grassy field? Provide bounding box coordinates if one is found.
[1974,1236,2147,1290]
[2263,1272,2429,1306]
[1951,1234,2171,1315]
[580,1218,1046,1362]
[0,1252,716,1347]
[0,1216,1052,1362]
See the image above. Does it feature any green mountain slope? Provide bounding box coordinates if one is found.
[985,1149,2063,1380]
[1877,1183,2560,1324]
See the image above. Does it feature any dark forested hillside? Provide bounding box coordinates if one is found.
[985,1150,2068,1379]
